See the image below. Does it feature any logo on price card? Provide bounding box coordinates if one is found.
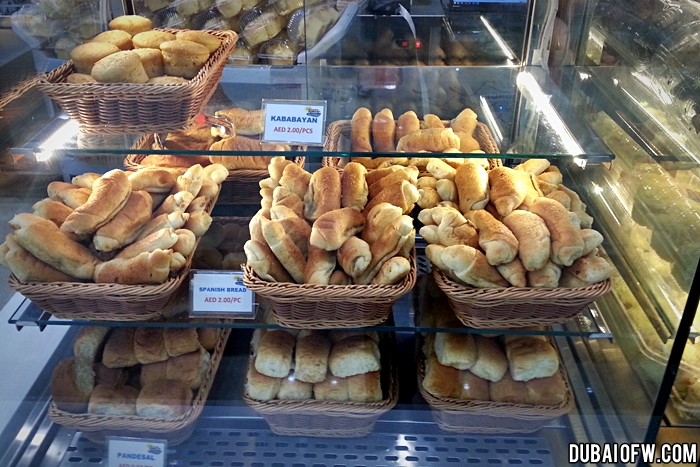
[190,271,255,317]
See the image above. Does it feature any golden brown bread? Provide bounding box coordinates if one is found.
[127,168,177,193]
[347,371,383,402]
[436,210,479,248]
[137,211,189,240]
[279,163,312,199]
[502,210,551,272]
[309,207,364,251]
[166,346,210,389]
[304,167,341,221]
[262,219,306,283]
[73,327,110,362]
[102,328,138,368]
[355,215,414,285]
[529,198,584,267]
[396,128,460,152]
[496,258,527,287]
[468,210,519,266]
[527,260,561,287]
[134,328,168,364]
[163,327,200,357]
[368,167,418,199]
[423,353,460,398]
[372,108,396,152]
[370,256,411,284]
[488,167,529,217]
[9,213,97,280]
[47,182,91,209]
[61,170,131,235]
[365,166,402,187]
[303,245,336,284]
[116,227,178,260]
[295,334,332,383]
[337,236,371,278]
[154,191,195,216]
[439,245,510,288]
[459,370,490,400]
[422,114,445,129]
[136,379,193,418]
[341,162,368,210]
[51,357,95,413]
[94,249,173,284]
[351,107,373,152]
[255,330,295,378]
[470,335,508,382]
[559,254,613,287]
[214,108,264,135]
[395,111,420,142]
[93,191,153,252]
[1,233,79,282]
[362,202,403,244]
[363,180,419,215]
[32,199,74,227]
[515,159,550,175]
[455,162,489,211]
[426,159,456,180]
[489,371,528,404]
[417,187,441,209]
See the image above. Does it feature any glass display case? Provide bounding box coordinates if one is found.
[1,0,700,463]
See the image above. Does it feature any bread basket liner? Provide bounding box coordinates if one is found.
[432,268,612,328]
[243,335,398,437]
[243,249,417,329]
[48,327,231,444]
[322,120,502,170]
[417,335,575,434]
[8,191,221,321]
[36,29,237,135]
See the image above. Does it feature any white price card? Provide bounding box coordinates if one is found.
[107,437,167,467]
[190,270,255,317]
[262,99,327,145]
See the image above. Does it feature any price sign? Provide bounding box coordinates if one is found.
[107,437,167,467]
[189,270,255,317]
[262,99,327,145]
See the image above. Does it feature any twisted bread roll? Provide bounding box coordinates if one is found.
[128,169,176,193]
[280,164,312,199]
[244,239,293,282]
[48,182,91,208]
[362,202,403,244]
[10,213,97,280]
[559,255,612,287]
[303,245,336,284]
[436,179,458,203]
[32,199,73,227]
[137,211,188,240]
[363,180,418,215]
[262,220,306,283]
[468,210,518,266]
[370,256,410,284]
[426,159,456,180]
[455,162,489,211]
[529,198,584,267]
[488,167,529,217]
[355,215,413,285]
[154,191,195,216]
[527,260,561,287]
[437,210,479,248]
[337,236,371,278]
[94,249,172,284]
[116,227,178,260]
[496,258,527,287]
[515,159,550,175]
[310,207,364,251]
[502,210,551,272]
[439,244,509,288]
[93,191,153,252]
[0,233,79,282]
[417,187,441,209]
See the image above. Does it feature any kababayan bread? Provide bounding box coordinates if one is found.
[396,128,460,152]
[341,162,368,210]
[304,167,341,221]
[91,51,149,83]
[309,207,364,251]
[351,107,372,152]
[160,40,210,78]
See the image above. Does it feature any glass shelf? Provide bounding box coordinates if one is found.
[11,66,614,162]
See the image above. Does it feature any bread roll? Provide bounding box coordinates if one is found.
[134,328,168,364]
[545,190,571,209]
[351,107,372,152]
[365,166,401,186]
[279,163,312,199]
[309,207,364,251]
[167,346,210,389]
[459,370,490,400]
[505,335,559,382]
[244,239,294,282]
[329,335,381,378]
[435,332,476,370]
[470,335,508,382]
[368,167,418,199]
[396,128,460,152]
[436,179,458,203]
[88,384,139,415]
[372,108,395,152]
[262,220,306,282]
[328,330,380,344]
[1,233,79,282]
[538,170,563,186]
[276,373,313,400]
[347,371,382,402]
[489,371,528,404]
[73,327,110,362]
[361,202,402,244]
[416,176,438,190]
[137,212,189,241]
[272,187,304,217]
[314,372,349,401]
[116,228,178,260]
[529,198,584,267]
[395,111,420,142]
[163,327,200,357]
[32,199,73,227]
[202,163,228,185]
[455,162,489,211]
[515,159,550,175]
[363,180,419,215]
[214,107,264,135]
[136,379,193,418]
[9,213,97,280]
[426,159,457,181]
[355,215,414,285]
[71,173,100,189]
[436,210,479,248]
[341,162,368,210]
[51,357,95,413]
[558,185,593,228]
[95,248,172,284]
[559,255,612,287]
[468,210,519,266]
[423,353,460,398]
[185,211,212,238]
[197,328,218,351]
[580,229,604,256]
[255,330,295,378]
[60,170,131,235]
[496,258,527,287]
[370,256,411,285]
[245,363,281,401]
[47,181,91,209]
[303,246,336,284]
[488,167,529,217]
[329,270,352,285]
[270,205,299,221]
[418,187,441,209]
[527,260,561,287]
[102,328,138,368]
[93,363,128,388]
[525,371,567,405]
[295,334,332,383]
[273,217,311,258]
[93,191,152,252]
[304,167,341,221]
[502,210,551,272]
[153,191,194,217]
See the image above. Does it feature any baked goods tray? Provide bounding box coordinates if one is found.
[36,29,237,135]
[417,335,575,434]
[432,268,611,328]
[48,328,231,445]
[125,134,305,205]
[243,250,417,329]
[243,335,398,438]
[8,192,220,321]
[322,120,502,170]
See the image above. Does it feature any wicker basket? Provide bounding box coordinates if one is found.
[8,192,220,321]
[243,251,416,328]
[244,337,398,437]
[48,328,231,445]
[322,120,502,169]
[432,268,611,328]
[36,29,237,135]
[417,338,574,434]
[124,135,305,205]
